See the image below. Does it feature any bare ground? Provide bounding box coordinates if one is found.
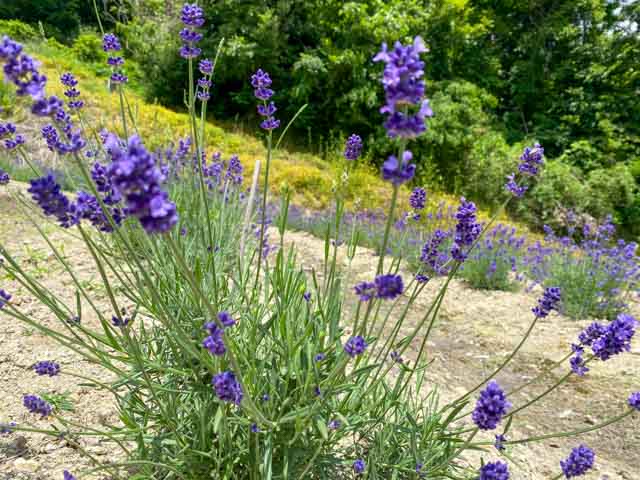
[0,187,639,479]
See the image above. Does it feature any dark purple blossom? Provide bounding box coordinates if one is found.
[390,351,403,363]
[110,72,128,84]
[260,117,280,130]
[33,360,60,376]
[518,143,544,176]
[451,198,481,262]
[354,281,376,301]
[494,434,506,451]
[478,461,509,480]
[382,150,415,185]
[472,381,511,430]
[1,36,47,99]
[179,45,201,59]
[578,322,607,346]
[0,421,16,435]
[28,174,79,228]
[199,58,213,74]
[375,273,404,299]
[353,459,366,474]
[303,292,312,302]
[532,287,561,318]
[328,419,341,430]
[23,394,53,417]
[560,445,595,478]
[181,3,205,27]
[570,346,589,376]
[410,187,426,210]
[32,96,63,117]
[203,325,226,356]
[0,289,11,308]
[505,173,527,198]
[106,135,178,233]
[0,168,9,185]
[63,471,76,480]
[591,313,636,361]
[251,69,274,100]
[373,36,433,138]
[216,311,236,328]
[107,56,124,66]
[421,229,450,275]
[102,33,121,52]
[111,315,130,327]
[212,371,243,405]
[314,353,325,362]
[344,335,367,357]
[344,134,363,161]
[179,28,203,43]
[628,392,640,411]
[225,155,243,185]
[415,273,429,283]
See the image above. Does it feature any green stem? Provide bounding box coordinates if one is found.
[376,184,399,275]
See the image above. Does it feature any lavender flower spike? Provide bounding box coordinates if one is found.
[344,134,363,161]
[472,380,511,430]
[560,445,595,478]
[212,371,243,405]
[479,461,510,480]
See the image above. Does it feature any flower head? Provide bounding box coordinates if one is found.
[628,392,640,411]
[518,143,544,176]
[0,289,11,309]
[353,459,366,474]
[344,134,363,161]
[478,461,509,480]
[382,150,415,185]
[212,371,243,405]
[251,69,273,100]
[63,471,76,480]
[354,281,376,301]
[451,198,481,261]
[373,36,432,138]
[181,3,205,27]
[199,58,213,75]
[344,336,367,357]
[23,394,53,417]
[591,313,636,361]
[494,434,506,451]
[106,135,178,233]
[0,169,7,185]
[28,174,79,228]
[375,273,404,299]
[1,36,47,98]
[505,173,527,198]
[472,381,511,430]
[532,287,561,318]
[203,325,226,356]
[560,445,595,478]
[410,187,426,210]
[33,360,60,376]
[102,33,121,52]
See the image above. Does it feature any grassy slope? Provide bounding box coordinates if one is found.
[4,37,528,230]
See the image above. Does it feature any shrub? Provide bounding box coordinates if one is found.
[0,26,638,480]
[524,217,640,320]
[0,19,38,40]
[71,31,106,63]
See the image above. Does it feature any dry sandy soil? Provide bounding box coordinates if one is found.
[0,186,638,479]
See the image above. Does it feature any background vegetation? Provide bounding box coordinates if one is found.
[2,0,639,236]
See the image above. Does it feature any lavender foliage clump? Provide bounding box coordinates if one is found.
[472,380,511,430]
[560,445,595,478]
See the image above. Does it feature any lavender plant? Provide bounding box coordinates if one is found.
[524,216,640,320]
[0,21,639,480]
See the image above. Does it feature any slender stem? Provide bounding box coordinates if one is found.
[376,184,399,275]
[118,85,128,139]
[254,132,273,287]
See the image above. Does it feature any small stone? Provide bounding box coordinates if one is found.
[12,457,38,472]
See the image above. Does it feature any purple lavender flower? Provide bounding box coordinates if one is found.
[102,33,121,52]
[181,3,205,27]
[373,36,433,138]
[251,69,274,100]
[203,325,226,356]
[353,459,366,474]
[260,117,280,130]
[354,281,376,301]
[0,289,11,309]
[110,72,128,84]
[111,315,130,327]
[591,313,636,361]
[409,187,426,210]
[0,168,9,185]
[33,360,60,377]
[107,56,124,66]
[3,134,24,150]
[415,273,429,283]
[199,58,213,75]
[375,273,404,299]
[570,347,589,376]
[1,36,47,99]
[106,135,178,233]
[327,419,341,430]
[216,311,236,328]
[421,229,449,274]
[63,471,76,480]
[390,351,403,363]
[518,143,544,176]
[532,287,561,318]
[478,461,509,480]
[505,173,527,197]
[179,28,203,43]
[23,394,53,417]
[344,336,367,357]
[560,445,595,478]
[212,371,243,405]
[578,322,607,346]
[303,292,312,302]
[382,150,416,185]
[225,155,243,185]
[344,134,363,161]
[314,353,325,362]
[628,392,640,411]
[32,96,63,117]
[28,174,79,228]
[451,197,481,262]
[494,434,506,451]
[472,381,511,430]
[60,72,83,110]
